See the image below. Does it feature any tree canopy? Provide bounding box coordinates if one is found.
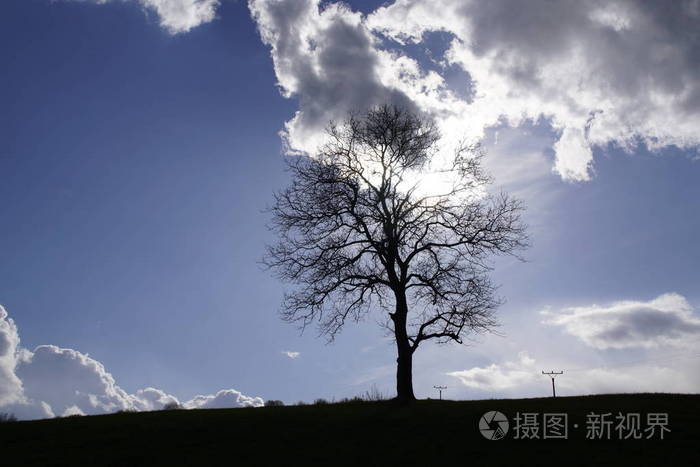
[265,105,528,400]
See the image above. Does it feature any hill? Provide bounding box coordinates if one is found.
[1,393,697,466]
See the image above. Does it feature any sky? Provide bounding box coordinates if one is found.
[1,0,699,419]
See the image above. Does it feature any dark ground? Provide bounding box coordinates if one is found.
[1,393,697,466]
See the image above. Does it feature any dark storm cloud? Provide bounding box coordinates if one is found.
[250,0,415,154]
[252,0,700,180]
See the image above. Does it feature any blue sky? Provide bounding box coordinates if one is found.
[1,0,699,418]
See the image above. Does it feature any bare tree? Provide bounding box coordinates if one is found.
[265,105,528,401]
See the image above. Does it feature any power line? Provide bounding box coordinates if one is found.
[536,352,700,396]
[542,370,563,397]
[433,385,447,400]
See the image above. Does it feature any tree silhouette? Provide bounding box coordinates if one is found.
[265,105,528,401]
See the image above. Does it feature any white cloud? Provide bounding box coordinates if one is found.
[251,0,700,182]
[0,400,55,420]
[0,305,23,406]
[16,344,140,415]
[184,389,264,409]
[448,351,537,391]
[282,350,300,359]
[543,293,700,350]
[131,387,180,411]
[0,305,263,420]
[552,127,594,182]
[62,405,86,417]
[140,0,219,34]
[68,0,219,34]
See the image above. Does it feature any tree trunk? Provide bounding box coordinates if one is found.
[395,339,415,402]
[393,290,416,402]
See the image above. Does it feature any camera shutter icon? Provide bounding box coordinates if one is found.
[479,411,509,440]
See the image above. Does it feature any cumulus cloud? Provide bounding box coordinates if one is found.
[0,400,55,420]
[543,293,700,349]
[282,350,300,359]
[16,344,140,415]
[69,0,219,34]
[249,0,416,155]
[184,389,264,409]
[0,306,23,406]
[250,0,700,181]
[448,351,537,391]
[140,0,219,33]
[0,305,263,419]
[62,405,86,417]
[131,387,181,411]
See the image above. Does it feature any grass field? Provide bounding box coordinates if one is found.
[1,393,697,466]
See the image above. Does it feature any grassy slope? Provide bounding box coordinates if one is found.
[1,394,698,466]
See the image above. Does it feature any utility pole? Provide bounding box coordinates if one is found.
[542,371,563,397]
[433,386,447,400]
